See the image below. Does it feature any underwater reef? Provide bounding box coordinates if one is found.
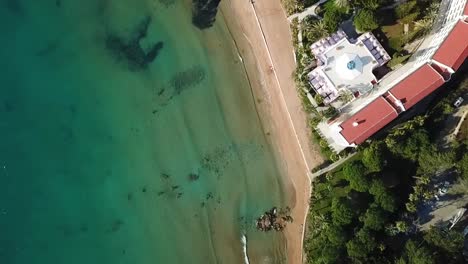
[105,16,164,71]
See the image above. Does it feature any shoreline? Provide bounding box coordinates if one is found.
[219,0,324,263]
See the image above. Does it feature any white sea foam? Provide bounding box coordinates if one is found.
[241,234,250,264]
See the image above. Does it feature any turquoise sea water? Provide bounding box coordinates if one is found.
[0,0,289,263]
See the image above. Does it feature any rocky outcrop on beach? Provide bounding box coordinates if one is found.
[192,0,221,29]
[256,207,293,232]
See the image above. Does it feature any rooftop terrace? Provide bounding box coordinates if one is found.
[308,31,390,105]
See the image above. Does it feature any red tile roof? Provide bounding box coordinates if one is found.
[389,64,444,109]
[340,97,398,145]
[465,1,468,16]
[430,62,452,80]
[433,21,468,70]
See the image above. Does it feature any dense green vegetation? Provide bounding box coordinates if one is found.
[354,9,379,32]
[286,0,445,167]
[304,74,468,263]
[321,2,349,33]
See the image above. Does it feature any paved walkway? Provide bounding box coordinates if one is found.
[419,194,468,231]
[440,104,468,148]
[287,0,328,22]
[310,152,357,178]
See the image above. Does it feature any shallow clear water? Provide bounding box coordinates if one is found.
[0,0,289,263]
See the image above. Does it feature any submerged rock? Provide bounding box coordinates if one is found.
[170,66,206,94]
[105,16,164,71]
[188,172,200,181]
[152,66,207,114]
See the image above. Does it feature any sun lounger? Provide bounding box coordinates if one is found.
[364,41,373,50]
[333,34,340,42]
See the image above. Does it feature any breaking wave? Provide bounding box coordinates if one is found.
[241,233,250,264]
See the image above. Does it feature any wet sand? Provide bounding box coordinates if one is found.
[220,0,324,263]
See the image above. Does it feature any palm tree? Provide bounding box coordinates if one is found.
[414,18,433,35]
[307,20,329,42]
[414,2,440,35]
[334,0,349,9]
[426,1,440,21]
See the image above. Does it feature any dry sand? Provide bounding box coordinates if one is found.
[219,0,324,263]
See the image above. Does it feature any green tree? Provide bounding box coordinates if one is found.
[369,179,396,212]
[423,227,464,255]
[306,231,341,263]
[306,20,329,43]
[331,197,355,225]
[426,1,440,21]
[343,161,369,192]
[356,227,376,249]
[313,92,324,105]
[334,0,349,9]
[377,190,396,212]
[355,0,382,10]
[346,228,376,259]
[346,239,369,259]
[313,243,341,264]
[388,129,430,161]
[399,240,435,264]
[353,9,379,32]
[417,147,455,175]
[338,89,354,103]
[362,141,385,172]
[395,221,409,233]
[414,18,433,35]
[395,0,419,20]
[413,0,440,35]
[360,204,387,230]
[314,94,323,105]
[405,201,417,213]
[369,178,386,196]
[323,106,338,119]
[458,153,468,179]
[280,0,305,15]
[323,8,344,32]
[326,224,348,245]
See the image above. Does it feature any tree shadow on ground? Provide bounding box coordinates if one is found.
[372,28,398,56]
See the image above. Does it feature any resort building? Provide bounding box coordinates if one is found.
[315,0,468,152]
[308,31,390,106]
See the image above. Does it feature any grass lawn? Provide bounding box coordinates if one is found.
[382,23,403,42]
[375,9,413,56]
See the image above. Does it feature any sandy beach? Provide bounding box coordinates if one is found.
[220,0,324,263]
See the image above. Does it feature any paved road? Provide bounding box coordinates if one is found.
[438,103,467,149]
